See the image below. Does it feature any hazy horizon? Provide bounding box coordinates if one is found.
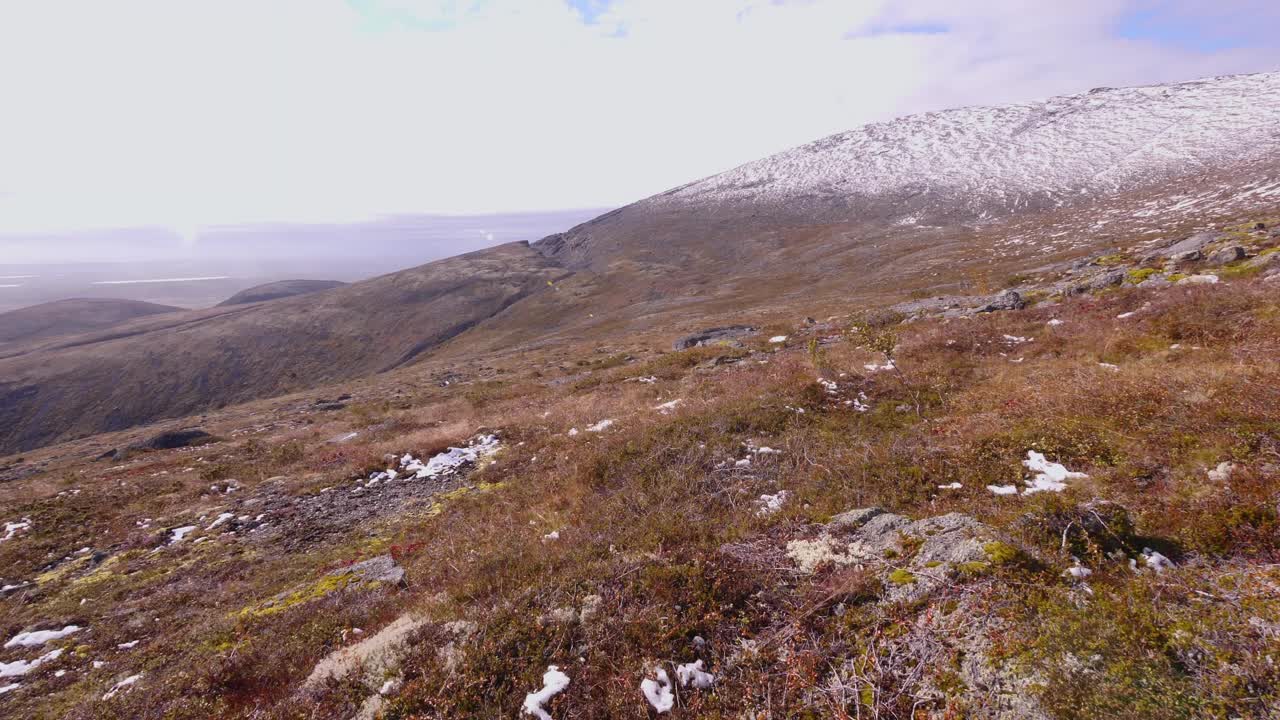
[0,208,605,312]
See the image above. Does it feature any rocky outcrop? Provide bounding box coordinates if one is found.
[673,325,757,350]
[786,508,1018,603]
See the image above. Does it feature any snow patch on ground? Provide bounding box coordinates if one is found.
[523,665,570,719]
[676,660,715,689]
[586,419,615,433]
[755,491,788,517]
[1022,451,1088,494]
[640,668,675,713]
[102,673,142,700]
[653,399,683,413]
[5,626,81,649]
[169,526,197,544]
[0,649,62,678]
[2,519,31,542]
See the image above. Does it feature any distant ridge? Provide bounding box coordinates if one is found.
[0,298,181,346]
[217,279,346,307]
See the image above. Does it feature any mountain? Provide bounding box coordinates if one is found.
[3,71,1280,720]
[536,72,1280,275]
[0,242,566,454]
[2,72,1278,456]
[217,279,347,306]
[0,298,181,347]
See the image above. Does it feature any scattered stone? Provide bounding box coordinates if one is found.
[1245,252,1279,271]
[1147,231,1219,262]
[1176,274,1219,285]
[976,289,1026,313]
[329,555,406,587]
[1208,246,1246,265]
[787,508,1013,603]
[673,325,756,350]
[302,614,429,692]
[1071,269,1125,294]
[137,429,212,451]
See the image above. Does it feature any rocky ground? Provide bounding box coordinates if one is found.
[2,214,1279,719]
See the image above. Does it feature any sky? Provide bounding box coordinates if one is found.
[0,0,1277,239]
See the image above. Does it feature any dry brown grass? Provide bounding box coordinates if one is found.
[2,258,1280,718]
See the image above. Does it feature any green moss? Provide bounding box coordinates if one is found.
[982,541,1021,566]
[1095,254,1128,267]
[1126,267,1160,284]
[237,573,356,619]
[888,568,916,585]
[954,561,991,578]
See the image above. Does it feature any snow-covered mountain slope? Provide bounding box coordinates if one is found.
[661,71,1280,219]
[537,72,1280,272]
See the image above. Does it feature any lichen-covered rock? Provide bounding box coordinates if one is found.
[1208,245,1246,265]
[329,555,406,587]
[787,508,1013,603]
[673,325,756,350]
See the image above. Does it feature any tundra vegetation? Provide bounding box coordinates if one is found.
[0,216,1279,719]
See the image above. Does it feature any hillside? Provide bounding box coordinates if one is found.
[0,298,180,347]
[3,75,1279,458]
[536,72,1280,275]
[217,280,347,307]
[0,210,1277,719]
[0,242,567,454]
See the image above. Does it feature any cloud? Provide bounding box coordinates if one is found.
[0,0,1275,234]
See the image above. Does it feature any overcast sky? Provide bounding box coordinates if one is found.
[1,0,1277,237]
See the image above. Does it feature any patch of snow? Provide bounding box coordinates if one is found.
[1,582,32,593]
[102,673,142,700]
[567,428,580,437]
[207,513,234,530]
[755,491,788,517]
[5,625,81,649]
[168,526,197,544]
[542,530,561,543]
[1064,561,1093,580]
[734,458,751,468]
[769,335,788,343]
[987,484,1019,496]
[640,668,675,713]
[0,682,18,694]
[2,519,32,542]
[937,483,963,490]
[635,376,657,384]
[1207,461,1235,483]
[1142,547,1175,573]
[586,419,615,433]
[1047,319,1064,326]
[1116,311,1137,319]
[522,665,570,720]
[1022,451,1088,494]
[1003,335,1031,344]
[116,640,139,650]
[1,649,62,678]
[676,659,715,688]
[1098,363,1120,371]
[401,434,502,480]
[653,399,683,413]
[864,360,896,372]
